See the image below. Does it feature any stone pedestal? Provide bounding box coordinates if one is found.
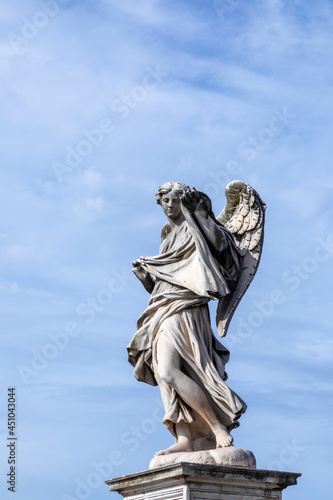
[106,462,301,500]
[149,447,256,470]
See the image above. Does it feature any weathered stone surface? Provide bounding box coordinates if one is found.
[129,181,266,455]
[149,446,256,470]
[106,462,301,500]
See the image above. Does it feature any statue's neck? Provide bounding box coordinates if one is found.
[167,213,185,229]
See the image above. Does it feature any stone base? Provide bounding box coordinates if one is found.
[106,462,301,500]
[149,447,256,470]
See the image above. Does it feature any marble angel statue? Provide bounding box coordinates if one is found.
[128,180,266,456]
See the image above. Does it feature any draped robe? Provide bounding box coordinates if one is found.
[128,207,247,445]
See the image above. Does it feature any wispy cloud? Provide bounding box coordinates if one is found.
[1,1,332,499]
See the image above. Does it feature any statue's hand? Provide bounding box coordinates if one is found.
[132,258,144,267]
[132,259,154,293]
[181,187,208,218]
[180,187,201,213]
[132,259,147,281]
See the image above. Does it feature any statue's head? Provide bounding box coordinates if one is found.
[155,181,187,204]
[155,181,187,222]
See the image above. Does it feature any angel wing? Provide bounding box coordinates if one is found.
[216,180,266,337]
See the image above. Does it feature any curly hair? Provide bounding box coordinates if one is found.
[155,181,187,205]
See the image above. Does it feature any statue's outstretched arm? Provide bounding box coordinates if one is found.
[194,212,229,253]
[180,187,228,253]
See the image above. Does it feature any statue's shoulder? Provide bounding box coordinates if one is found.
[161,222,172,241]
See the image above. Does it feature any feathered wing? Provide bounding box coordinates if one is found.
[216,180,266,337]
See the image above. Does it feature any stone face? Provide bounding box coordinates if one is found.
[149,446,256,470]
[106,462,301,500]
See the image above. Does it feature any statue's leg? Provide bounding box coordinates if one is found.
[154,335,193,455]
[156,420,192,456]
[156,333,233,449]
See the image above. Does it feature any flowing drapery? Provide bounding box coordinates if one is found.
[128,208,247,442]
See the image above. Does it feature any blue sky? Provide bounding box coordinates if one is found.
[0,1,332,499]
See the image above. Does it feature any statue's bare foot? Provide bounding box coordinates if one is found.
[215,428,233,448]
[156,438,193,456]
